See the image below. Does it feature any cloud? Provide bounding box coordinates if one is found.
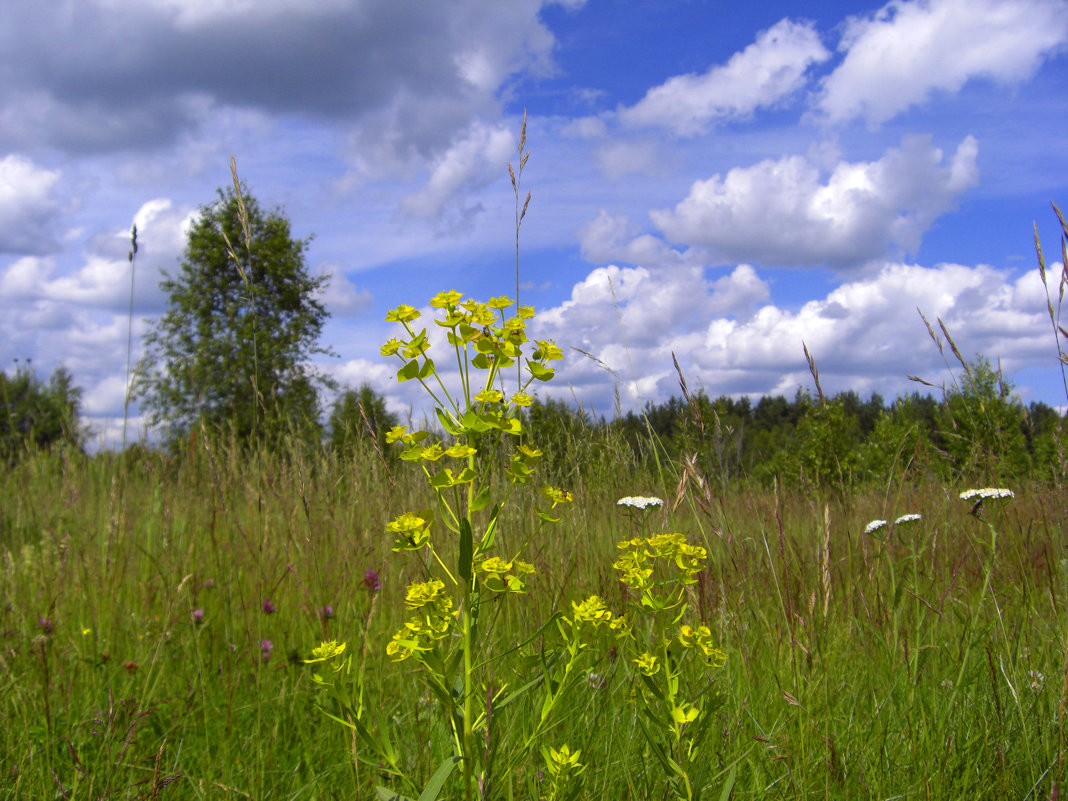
[593,139,663,180]
[0,155,62,254]
[400,121,515,226]
[578,209,691,269]
[0,0,563,155]
[533,259,1059,412]
[817,0,1068,125]
[619,18,831,135]
[318,267,373,317]
[0,198,191,312]
[650,134,978,269]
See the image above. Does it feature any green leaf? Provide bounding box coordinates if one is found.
[481,505,500,550]
[417,757,463,801]
[534,509,561,524]
[494,672,546,712]
[397,360,420,382]
[429,469,458,488]
[470,484,491,512]
[717,764,737,801]
[418,358,436,380]
[461,410,491,432]
[435,407,462,435]
[526,360,555,381]
[459,518,473,582]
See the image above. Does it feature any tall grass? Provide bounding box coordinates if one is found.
[1,429,1065,798]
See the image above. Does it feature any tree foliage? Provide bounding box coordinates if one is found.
[326,384,397,456]
[1,361,83,462]
[135,184,331,446]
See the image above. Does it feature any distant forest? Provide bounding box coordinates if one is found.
[522,356,1065,490]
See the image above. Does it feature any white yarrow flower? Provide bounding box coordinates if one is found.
[894,513,922,525]
[864,519,887,535]
[959,488,1014,501]
[616,496,664,510]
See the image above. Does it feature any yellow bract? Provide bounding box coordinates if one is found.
[384,304,420,323]
[634,652,659,676]
[571,595,613,625]
[304,640,347,664]
[430,289,463,308]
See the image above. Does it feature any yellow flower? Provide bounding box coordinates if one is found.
[444,443,477,459]
[385,304,420,323]
[487,295,513,310]
[386,512,430,551]
[404,578,447,611]
[304,640,347,664]
[540,486,573,507]
[510,392,533,407]
[430,289,463,308]
[634,652,660,676]
[671,703,699,724]
[419,443,445,461]
[475,389,504,404]
[380,338,403,357]
[478,557,535,593]
[546,744,584,777]
[571,595,613,625]
[533,339,564,361]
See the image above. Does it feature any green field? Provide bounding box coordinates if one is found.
[2,430,1064,799]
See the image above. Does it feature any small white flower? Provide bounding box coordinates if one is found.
[894,513,922,525]
[959,488,1014,501]
[1028,670,1046,691]
[864,519,887,535]
[616,496,664,510]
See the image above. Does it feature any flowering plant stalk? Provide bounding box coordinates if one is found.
[612,529,726,800]
[309,291,574,800]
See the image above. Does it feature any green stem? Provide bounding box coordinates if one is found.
[661,637,693,801]
[462,577,475,801]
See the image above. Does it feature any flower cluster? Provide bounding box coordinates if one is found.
[386,512,431,552]
[616,496,664,510]
[477,556,536,594]
[543,744,586,800]
[960,487,1015,501]
[568,595,631,638]
[304,640,349,686]
[865,513,922,535]
[961,487,1015,516]
[386,579,457,662]
[677,624,727,668]
[614,532,707,605]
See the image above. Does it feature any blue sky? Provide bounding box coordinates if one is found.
[1,0,1066,445]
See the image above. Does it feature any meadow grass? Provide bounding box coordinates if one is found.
[1,431,1064,799]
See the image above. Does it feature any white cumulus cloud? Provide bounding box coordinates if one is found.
[620,18,831,135]
[650,134,978,269]
[400,121,515,227]
[817,0,1068,125]
[0,155,62,255]
[533,259,1060,413]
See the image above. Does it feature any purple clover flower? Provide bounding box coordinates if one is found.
[38,617,53,635]
[262,598,276,615]
[364,568,381,592]
[318,605,334,622]
[260,639,273,662]
[192,608,204,625]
